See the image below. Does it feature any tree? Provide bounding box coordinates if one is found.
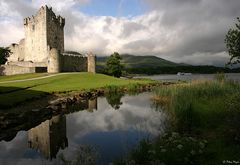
[105,91,124,110]
[225,17,240,65]
[106,52,123,77]
[0,47,11,64]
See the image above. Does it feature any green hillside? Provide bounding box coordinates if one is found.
[97,54,184,68]
[96,54,240,75]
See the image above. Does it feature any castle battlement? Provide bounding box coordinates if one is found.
[62,52,85,57]
[46,6,65,28]
[23,5,65,28]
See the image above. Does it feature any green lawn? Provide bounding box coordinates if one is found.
[0,73,50,82]
[0,72,154,108]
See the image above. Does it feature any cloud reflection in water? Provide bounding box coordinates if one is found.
[0,92,168,164]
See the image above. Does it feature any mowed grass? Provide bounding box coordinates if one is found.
[0,72,154,108]
[0,73,50,82]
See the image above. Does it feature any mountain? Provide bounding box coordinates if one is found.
[97,54,185,68]
[96,54,240,74]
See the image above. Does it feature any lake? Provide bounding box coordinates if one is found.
[135,73,240,82]
[0,92,168,165]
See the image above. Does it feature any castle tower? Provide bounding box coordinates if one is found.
[23,6,65,63]
[48,48,60,73]
[87,52,96,73]
[88,98,98,112]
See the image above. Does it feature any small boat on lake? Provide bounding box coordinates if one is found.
[177,72,192,76]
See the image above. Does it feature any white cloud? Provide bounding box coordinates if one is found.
[0,21,24,46]
[67,94,168,138]
[32,0,90,11]
[0,1,24,46]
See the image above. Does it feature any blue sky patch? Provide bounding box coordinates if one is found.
[78,0,146,17]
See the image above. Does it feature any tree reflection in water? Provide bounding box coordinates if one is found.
[105,91,124,110]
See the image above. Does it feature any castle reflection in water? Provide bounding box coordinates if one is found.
[27,98,97,159]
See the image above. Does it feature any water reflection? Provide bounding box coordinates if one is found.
[27,98,98,159]
[136,73,240,82]
[64,93,168,164]
[0,93,168,164]
[88,99,98,112]
[28,115,68,159]
[105,91,124,109]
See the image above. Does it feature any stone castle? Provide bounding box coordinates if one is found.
[2,5,95,75]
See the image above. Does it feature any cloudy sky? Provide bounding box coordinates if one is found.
[0,0,240,66]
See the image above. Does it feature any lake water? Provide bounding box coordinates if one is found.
[0,92,168,165]
[135,73,240,82]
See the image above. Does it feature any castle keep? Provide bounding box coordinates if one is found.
[3,6,95,75]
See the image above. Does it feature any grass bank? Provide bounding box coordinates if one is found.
[0,73,50,82]
[121,80,240,164]
[0,72,155,108]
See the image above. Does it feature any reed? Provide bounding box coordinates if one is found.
[149,80,240,163]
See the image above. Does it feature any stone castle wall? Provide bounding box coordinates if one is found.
[0,65,35,75]
[8,39,25,62]
[46,8,65,53]
[24,6,48,62]
[48,48,60,73]
[60,53,96,73]
[61,54,88,72]
[7,61,47,67]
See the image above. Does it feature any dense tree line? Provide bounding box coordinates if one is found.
[97,65,240,75]
[125,66,240,75]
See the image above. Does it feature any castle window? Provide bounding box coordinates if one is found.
[32,25,35,31]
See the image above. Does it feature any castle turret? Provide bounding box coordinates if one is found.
[87,52,96,73]
[48,48,60,73]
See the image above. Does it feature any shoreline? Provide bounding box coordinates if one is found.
[0,81,176,141]
[47,81,175,112]
[0,73,157,109]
